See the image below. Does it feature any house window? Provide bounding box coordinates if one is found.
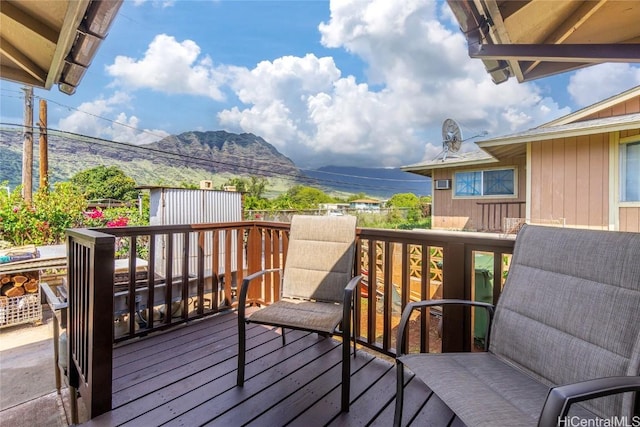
[620,140,640,202]
[454,168,515,197]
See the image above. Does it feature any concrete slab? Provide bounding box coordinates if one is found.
[0,305,72,425]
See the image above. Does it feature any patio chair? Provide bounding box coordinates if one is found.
[236,215,362,412]
[394,224,640,427]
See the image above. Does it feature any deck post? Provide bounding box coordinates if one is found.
[441,242,468,352]
[66,228,115,420]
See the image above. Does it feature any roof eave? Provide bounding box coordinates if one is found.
[402,156,498,176]
[478,117,640,149]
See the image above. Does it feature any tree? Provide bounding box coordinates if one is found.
[0,182,87,245]
[387,193,423,223]
[221,177,247,193]
[247,176,268,199]
[347,192,367,202]
[221,176,268,199]
[71,166,138,201]
[387,193,420,209]
[277,185,334,209]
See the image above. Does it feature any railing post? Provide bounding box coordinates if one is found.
[441,242,469,352]
[66,229,115,420]
[246,225,263,302]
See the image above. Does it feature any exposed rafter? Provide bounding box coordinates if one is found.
[0,0,122,95]
[447,0,640,84]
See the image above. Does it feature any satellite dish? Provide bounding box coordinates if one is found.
[441,118,462,161]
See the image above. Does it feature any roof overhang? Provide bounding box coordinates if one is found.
[478,112,640,158]
[447,0,640,84]
[401,152,498,177]
[0,0,122,95]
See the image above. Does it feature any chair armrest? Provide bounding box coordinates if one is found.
[342,275,363,319]
[538,376,640,427]
[237,268,281,318]
[395,299,495,357]
[343,275,363,304]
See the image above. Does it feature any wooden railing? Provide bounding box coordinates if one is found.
[65,221,516,419]
[66,228,115,419]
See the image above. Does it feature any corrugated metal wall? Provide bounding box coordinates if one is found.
[149,188,243,280]
[149,188,242,226]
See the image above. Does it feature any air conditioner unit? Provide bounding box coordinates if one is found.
[435,179,451,190]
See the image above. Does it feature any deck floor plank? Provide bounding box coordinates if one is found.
[116,329,310,426]
[112,322,267,398]
[81,311,463,427]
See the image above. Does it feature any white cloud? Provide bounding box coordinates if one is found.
[106,34,227,101]
[567,64,640,107]
[57,92,169,145]
[216,0,569,168]
[92,0,575,169]
[132,0,175,9]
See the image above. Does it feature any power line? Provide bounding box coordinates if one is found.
[0,124,429,195]
[2,93,428,184]
[1,92,430,186]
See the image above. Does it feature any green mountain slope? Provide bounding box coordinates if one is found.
[0,129,303,192]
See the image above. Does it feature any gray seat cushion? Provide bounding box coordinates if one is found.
[489,226,640,418]
[399,352,596,427]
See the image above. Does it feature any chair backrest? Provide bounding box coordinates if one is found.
[282,215,357,303]
[489,225,640,418]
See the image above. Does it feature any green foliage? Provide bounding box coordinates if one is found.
[347,192,367,202]
[0,178,149,250]
[70,165,138,201]
[274,185,334,209]
[83,205,150,259]
[221,176,270,210]
[221,176,268,198]
[179,182,199,189]
[387,193,419,208]
[387,193,424,222]
[0,182,87,245]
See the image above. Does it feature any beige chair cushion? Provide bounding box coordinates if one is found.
[282,215,357,303]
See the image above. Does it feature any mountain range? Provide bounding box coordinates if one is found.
[0,129,430,199]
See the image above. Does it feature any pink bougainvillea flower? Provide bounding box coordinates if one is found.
[107,216,129,227]
[85,209,104,219]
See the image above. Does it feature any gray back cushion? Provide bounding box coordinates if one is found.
[282,215,357,303]
[489,225,640,418]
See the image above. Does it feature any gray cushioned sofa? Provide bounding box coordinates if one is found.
[395,225,640,427]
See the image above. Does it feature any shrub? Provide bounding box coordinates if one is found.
[0,182,86,245]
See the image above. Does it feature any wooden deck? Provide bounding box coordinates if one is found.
[81,310,462,427]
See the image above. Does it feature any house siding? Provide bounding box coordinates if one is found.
[432,157,526,231]
[620,208,640,232]
[531,134,609,229]
[579,95,640,121]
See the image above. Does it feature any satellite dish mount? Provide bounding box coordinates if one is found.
[441,118,462,161]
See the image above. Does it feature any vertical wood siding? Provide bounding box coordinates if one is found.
[530,135,609,229]
[432,157,526,231]
[619,208,640,232]
[579,95,640,120]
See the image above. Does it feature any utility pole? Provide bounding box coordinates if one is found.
[22,86,34,204]
[39,98,48,192]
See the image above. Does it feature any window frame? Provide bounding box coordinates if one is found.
[452,167,518,199]
[619,137,640,205]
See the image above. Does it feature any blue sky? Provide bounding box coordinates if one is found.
[1,0,640,170]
